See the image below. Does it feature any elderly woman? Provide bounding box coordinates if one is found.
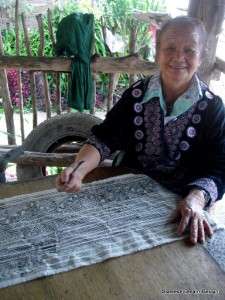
[56,16,225,244]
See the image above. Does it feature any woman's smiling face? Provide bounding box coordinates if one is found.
[157,25,202,89]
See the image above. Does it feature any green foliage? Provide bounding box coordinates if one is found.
[0,0,14,8]
[99,0,166,53]
[46,166,64,176]
[95,0,166,90]
[1,0,166,108]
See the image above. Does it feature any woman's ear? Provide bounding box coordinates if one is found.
[197,52,203,68]
[155,48,159,64]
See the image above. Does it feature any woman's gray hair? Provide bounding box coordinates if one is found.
[156,16,207,57]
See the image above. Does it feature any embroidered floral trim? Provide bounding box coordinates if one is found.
[186,126,196,138]
[205,90,214,99]
[135,143,143,152]
[86,134,111,162]
[192,114,201,124]
[134,116,143,126]
[188,178,218,202]
[174,152,181,161]
[164,104,196,159]
[134,103,143,113]
[179,141,190,151]
[132,88,142,98]
[135,129,144,140]
[143,99,162,162]
[198,100,208,111]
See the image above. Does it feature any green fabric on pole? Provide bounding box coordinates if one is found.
[55,13,94,111]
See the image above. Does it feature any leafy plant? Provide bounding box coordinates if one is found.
[1,0,166,111]
[95,0,166,94]
[6,69,30,106]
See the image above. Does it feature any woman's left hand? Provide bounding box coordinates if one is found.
[176,189,214,244]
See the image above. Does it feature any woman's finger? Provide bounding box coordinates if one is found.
[190,215,198,244]
[177,207,191,235]
[198,219,205,243]
[64,183,81,193]
[203,219,214,237]
[63,174,82,192]
[60,168,73,184]
[55,175,66,191]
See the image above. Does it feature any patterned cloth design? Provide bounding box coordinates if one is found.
[0,174,186,288]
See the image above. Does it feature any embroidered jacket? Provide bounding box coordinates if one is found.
[87,75,225,204]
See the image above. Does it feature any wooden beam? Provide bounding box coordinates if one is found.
[0,143,82,153]
[15,151,76,166]
[0,146,113,167]
[1,150,112,167]
[133,11,170,24]
[0,55,158,75]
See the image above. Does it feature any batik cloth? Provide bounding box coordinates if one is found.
[0,174,187,288]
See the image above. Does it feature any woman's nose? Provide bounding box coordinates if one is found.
[174,49,185,60]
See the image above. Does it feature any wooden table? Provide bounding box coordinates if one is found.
[0,167,225,300]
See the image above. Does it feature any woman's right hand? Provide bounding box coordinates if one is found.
[55,164,83,193]
[55,144,101,193]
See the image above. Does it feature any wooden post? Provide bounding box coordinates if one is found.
[129,22,137,85]
[67,73,72,113]
[107,73,116,112]
[0,31,16,145]
[21,13,38,128]
[47,9,62,115]
[47,9,56,49]
[188,0,225,83]
[36,14,51,119]
[15,0,25,142]
[55,73,62,115]
[90,73,96,115]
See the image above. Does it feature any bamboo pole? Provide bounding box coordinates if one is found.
[36,14,51,119]
[21,12,38,127]
[47,8,61,115]
[15,0,25,142]
[0,32,16,145]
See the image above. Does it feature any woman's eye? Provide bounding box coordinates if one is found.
[184,48,199,56]
[185,48,195,54]
[165,47,176,53]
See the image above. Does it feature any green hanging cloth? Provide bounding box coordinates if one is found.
[55,13,94,111]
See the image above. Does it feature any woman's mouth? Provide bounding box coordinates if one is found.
[169,65,187,69]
